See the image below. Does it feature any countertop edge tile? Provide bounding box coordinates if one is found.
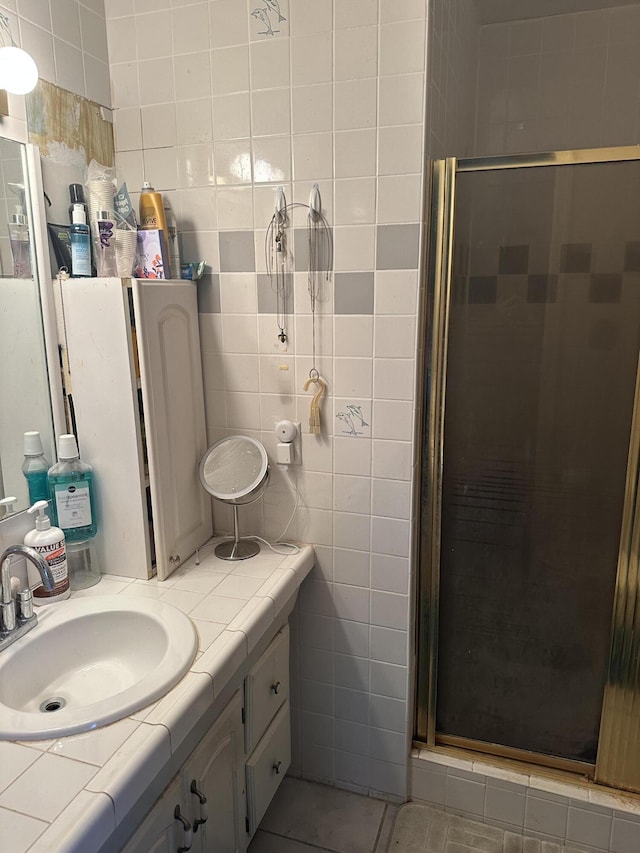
[26,790,116,853]
[227,595,275,652]
[256,567,298,614]
[85,722,172,824]
[144,671,215,754]
[190,626,248,693]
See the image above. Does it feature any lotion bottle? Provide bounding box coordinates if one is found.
[70,203,91,277]
[24,500,70,604]
[48,434,97,541]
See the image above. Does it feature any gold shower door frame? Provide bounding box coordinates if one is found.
[416,146,640,791]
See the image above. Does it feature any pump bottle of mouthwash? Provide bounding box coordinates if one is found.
[48,434,97,541]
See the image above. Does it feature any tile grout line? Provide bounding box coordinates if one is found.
[255,827,336,852]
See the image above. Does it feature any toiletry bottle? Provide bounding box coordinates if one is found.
[8,204,31,277]
[95,210,117,276]
[163,200,181,280]
[0,496,17,518]
[25,500,70,604]
[139,181,169,255]
[68,183,87,223]
[48,433,97,541]
[70,203,91,277]
[22,431,51,504]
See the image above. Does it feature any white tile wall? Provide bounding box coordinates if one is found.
[105,0,428,801]
[411,751,640,853]
[13,0,637,829]
[0,0,111,106]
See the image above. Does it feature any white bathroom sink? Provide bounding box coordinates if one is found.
[0,595,198,740]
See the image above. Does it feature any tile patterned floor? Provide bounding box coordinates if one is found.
[248,779,590,853]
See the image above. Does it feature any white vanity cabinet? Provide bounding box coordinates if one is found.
[59,277,212,580]
[123,691,246,853]
[122,625,292,853]
[244,625,291,837]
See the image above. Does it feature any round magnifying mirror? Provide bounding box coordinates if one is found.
[199,435,269,560]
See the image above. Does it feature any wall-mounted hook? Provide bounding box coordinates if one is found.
[309,183,321,220]
[275,186,287,227]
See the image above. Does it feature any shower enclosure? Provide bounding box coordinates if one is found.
[416,147,640,793]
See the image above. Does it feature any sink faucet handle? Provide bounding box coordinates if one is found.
[0,600,16,633]
[17,589,33,621]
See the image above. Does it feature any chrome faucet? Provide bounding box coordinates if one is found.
[0,545,55,652]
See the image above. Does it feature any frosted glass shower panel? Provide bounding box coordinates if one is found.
[436,161,640,763]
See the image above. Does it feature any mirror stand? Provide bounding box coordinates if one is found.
[199,435,270,562]
[216,505,260,561]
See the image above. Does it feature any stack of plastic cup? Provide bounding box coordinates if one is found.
[86,178,115,245]
[115,228,138,277]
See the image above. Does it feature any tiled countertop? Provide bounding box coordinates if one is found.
[0,539,314,853]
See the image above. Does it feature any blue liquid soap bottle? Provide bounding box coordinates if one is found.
[48,433,97,541]
[22,430,51,504]
[70,203,91,277]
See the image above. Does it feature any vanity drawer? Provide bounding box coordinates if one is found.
[246,699,291,835]
[244,624,289,752]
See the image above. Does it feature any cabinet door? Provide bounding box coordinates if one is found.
[185,690,246,853]
[62,277,152,579]
[245,700,291,837]
[244,626,289,753]
[132,280,213,580]
[122,774,192,853]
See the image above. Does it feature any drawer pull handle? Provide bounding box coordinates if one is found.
[190,780,208,831]
[271,681,281,695]
[272,760,283,775]
[174,805,192,851]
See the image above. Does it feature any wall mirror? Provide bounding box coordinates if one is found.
[199,435,269,561]
[0,137,62,516]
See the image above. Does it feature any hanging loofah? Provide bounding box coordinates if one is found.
[303,374,327,435]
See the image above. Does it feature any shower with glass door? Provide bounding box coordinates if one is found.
[416,146,640,793]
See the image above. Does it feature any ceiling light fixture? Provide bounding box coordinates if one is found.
[0,14,38,96]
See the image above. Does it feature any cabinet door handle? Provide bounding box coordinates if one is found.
[271,681,281,695]
[174,804,193,852]
[190,779,208,831]
[272,760,283,775]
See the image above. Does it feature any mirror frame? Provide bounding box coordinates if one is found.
[199,435,269,505]
[0,137,66,523]
[24,143,65,440]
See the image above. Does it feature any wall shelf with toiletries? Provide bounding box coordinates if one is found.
[58,277,212,581]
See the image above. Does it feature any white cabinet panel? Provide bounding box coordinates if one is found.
[122,773,189,853]
[61,277,151,579]
[132,280,212,580]
[244,625,289,754]
[60,277,212,581]
[185,691,246,853]
[245,700,291,836]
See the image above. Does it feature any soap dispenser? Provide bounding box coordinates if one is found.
[24,500,70,604]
